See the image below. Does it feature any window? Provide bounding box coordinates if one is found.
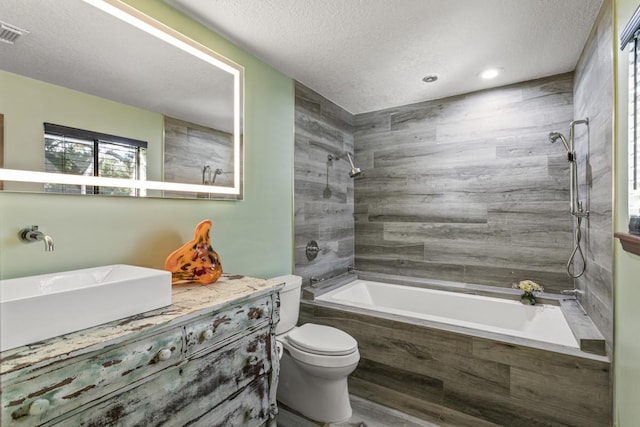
[622,6,640,216]
[628,38,640,215]
[43,123,147,196]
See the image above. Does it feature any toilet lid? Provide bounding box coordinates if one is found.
[285,323,357,356]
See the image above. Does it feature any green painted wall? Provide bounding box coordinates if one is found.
[0,1,294,280]
[614,0,640,425]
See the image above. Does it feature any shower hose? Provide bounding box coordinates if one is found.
[567,215,586,279]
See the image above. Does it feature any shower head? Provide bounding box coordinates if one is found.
[346,152,363,178]
[349,167,363,178]
[328,152,363,178]
[548,132,570,153]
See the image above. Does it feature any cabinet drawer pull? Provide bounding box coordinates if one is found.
[156,348,172,361]
[246,355,259,366]
[245,407,259,420]
[200,329,214,341]
[28,399,50,416]
[269,403,278,419]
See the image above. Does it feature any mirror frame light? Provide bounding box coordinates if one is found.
[0,0,243,198]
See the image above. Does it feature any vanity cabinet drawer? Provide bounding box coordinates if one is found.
[52,326,272,426]
[184,295,273,356]
[191,376,271,427]
[2,327,183,426]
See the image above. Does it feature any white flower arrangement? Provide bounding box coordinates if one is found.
[516,280,544,294]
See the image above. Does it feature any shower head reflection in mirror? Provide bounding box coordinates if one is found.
[201,166,223,185]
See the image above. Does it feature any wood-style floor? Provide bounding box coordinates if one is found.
[277,395,440,427]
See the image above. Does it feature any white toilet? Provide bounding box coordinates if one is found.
[272,275,360,423]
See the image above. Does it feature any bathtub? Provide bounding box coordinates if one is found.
[315,279,579,348]
[304,276,610,426]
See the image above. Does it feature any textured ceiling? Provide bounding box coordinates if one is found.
[167,0,604,114]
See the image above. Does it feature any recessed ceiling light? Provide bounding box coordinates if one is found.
[422,73,439,83]
[480,68,501,79]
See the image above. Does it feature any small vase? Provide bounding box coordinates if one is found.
[520,292,537,305]
[164,220,223,285]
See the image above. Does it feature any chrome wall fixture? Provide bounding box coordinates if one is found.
[19,225,54,252]
[327,153,363,178]
[305,240,319,261]
[548,118,589,279]
[202,165,223,185]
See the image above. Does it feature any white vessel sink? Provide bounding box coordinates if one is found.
[0,264,172,352]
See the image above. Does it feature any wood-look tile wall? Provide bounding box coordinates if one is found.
[572,0,614,356]
[301,302,612,427]
[294,82,355,284]
[353,74,576,293]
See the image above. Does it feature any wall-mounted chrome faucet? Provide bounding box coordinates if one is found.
[19,226,54,252]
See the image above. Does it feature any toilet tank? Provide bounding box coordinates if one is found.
[270,275,302,335]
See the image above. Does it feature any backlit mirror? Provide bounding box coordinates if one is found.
[0,0,243,199]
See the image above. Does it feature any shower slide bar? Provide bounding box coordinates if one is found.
[548,118,589,279]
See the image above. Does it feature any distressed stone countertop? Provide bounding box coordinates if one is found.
[0,274,284,376]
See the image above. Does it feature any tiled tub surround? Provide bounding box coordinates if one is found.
[1,275,283,426]
[301,275,611,427]
[572,0,614,357]
[294,81,356,285]
[353,73,576,293]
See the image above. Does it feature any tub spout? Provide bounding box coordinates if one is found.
[19,226,54,252]
[310,276,324,286]
[561,289,583,297]
[42,235,55,252]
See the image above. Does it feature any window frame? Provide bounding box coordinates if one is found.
[621,6,640,216]
[43,123,148,196]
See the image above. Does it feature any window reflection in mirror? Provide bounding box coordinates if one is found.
[44,123,147,196]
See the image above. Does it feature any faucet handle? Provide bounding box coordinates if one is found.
[19,225,39,241]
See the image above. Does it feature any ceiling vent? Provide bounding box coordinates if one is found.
[0,20,28,45]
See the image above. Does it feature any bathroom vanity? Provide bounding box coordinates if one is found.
[0,275,282,426]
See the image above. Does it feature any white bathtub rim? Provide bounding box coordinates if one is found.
[352,272,567,305]
[318,279,578,347]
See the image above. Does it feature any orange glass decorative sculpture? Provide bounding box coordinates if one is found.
[164,220,223,284]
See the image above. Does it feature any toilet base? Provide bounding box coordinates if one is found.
[277,351,357,423]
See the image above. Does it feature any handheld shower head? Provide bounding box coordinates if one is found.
[548,132,570,153]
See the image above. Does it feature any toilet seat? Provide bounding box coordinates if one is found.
[278,323,359,368]
[286,323,357,356]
